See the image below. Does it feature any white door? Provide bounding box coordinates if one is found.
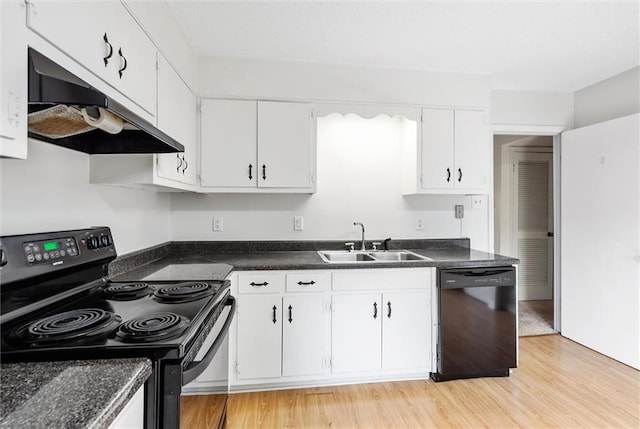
[511,149,554,300]
[382,292,431,371]
[282,295,328,377]
[420,109,455,189]
[200,99,257,188]
[257,101,313,188]
[561,114,640,370]
[331,294,381,373]
[235,295,282,379]
[454,110,490,190]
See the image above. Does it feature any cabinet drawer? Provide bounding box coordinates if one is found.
[332,268,431,291]
[286,272,330,292]
[237,272,283,294]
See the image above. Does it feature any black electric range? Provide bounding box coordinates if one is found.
[0,227,235,429]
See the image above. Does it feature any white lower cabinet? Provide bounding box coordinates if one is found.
[236,294,282,379]
[331,293,382,373]
[331,291,430,374]
[231,268,432,391]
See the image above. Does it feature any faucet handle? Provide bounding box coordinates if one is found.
[344,242,355,252]
[372,242,382,251]
[383,238,392,251]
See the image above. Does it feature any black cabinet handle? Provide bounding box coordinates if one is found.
[248,164,253,180]
[373,302,378,319]
[262,164,267,180]
[103,33,113,66]
[297,281,316,286]
[387,301,392,319]
[249,281,269,287]
[118,48,127,78]
[458,168,462,183]
[288,305,293,323]
[272,305,277,324]
[176,153,183,173]
[446,168,451,182]
[182,156,188,174]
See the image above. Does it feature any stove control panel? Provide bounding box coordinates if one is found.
[23,237,79,264]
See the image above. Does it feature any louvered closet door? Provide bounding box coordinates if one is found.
[511,150,553,300]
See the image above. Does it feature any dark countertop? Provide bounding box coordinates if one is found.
[0,359,151,429]
[110,239,518,281]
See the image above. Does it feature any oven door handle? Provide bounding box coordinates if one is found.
[182,296,236,385]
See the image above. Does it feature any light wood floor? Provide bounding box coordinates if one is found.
[181,335,640,428]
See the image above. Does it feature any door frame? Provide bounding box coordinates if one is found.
[492,124,564,331]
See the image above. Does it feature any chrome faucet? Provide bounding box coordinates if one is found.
[353,222,365,251]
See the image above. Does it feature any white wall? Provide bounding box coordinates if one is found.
[171,114,489,250]
[491,90,574,129]
[197,56,491,108]
[573,67,640,128]
[0,140,172,254]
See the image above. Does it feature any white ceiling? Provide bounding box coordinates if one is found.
[167,0,640,92]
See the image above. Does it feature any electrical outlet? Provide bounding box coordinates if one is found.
[294,216,304,231]
[212,216,223,231]
[455,205,464,219]
[471,195,485,209]
[416,217,424,230]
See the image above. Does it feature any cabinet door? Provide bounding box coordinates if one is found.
[382,292,431,371]
[0,0,27,158]
[454,110,489,190]
[257,101,313,189]
[26,1,156,116]
[200,99,257,188]
[236,295,282,379]
[282,295,329,377]
[420,109,454,190]
[331,293,381,373]
[156,54,196,185]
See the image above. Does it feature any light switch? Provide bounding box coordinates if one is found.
[294,216,304,231]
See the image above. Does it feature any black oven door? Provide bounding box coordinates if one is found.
[180,296,235,428]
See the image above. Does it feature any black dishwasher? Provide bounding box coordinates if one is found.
[431,266,517,382]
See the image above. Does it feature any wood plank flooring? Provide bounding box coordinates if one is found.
[181,335,640,428]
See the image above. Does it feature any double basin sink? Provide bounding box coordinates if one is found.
[318,250,431,263]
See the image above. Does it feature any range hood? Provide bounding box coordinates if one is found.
[27,48,184,154]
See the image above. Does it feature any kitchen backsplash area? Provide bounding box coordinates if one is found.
[171,114,490,250]
[0,140,172,254]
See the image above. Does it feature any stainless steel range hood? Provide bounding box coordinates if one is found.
[27,48,184,154]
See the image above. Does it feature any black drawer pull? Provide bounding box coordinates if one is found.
[458,168,463,182]
[272,305,277,324]
[387,301,392,319]
[103,33,113,66]
[288,305,293,323]
[249,281,269,287]
[373,302,378,319]
[446,168,451,182]
[297,281,316,286]
[262,164,267,180]
[118,48,127,78]
[248,164,253,180]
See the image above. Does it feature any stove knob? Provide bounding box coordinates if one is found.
[100,235,110,247]
[0,249,7,267]
[88,237,99,250]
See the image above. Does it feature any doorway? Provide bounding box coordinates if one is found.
[494,135,556,337]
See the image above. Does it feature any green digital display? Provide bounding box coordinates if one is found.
[43,241,60,252]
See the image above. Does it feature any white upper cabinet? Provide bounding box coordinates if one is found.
[257,101,314,189]
[200,99,258,188]
[0,0,28,159]
[404,108,490,194]
[26,0,157,119]
[156,54,196,187]
[199,99,316,193]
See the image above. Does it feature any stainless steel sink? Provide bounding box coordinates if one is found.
[318,251,376,262]
[369,251,429,261]
[317,250,431,263]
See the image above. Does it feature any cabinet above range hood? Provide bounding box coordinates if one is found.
[27,48,184,154]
